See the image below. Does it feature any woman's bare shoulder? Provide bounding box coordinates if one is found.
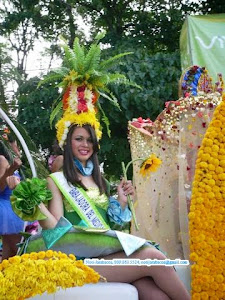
[0,155,8,166]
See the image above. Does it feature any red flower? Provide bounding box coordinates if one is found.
[77,85,86,92]
[78,91,85,101]
[78,99,88,113]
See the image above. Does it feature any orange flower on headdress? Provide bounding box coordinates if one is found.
[140,154,162,177]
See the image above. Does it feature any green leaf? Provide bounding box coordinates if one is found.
[38,73,63,88]
[97,102,111,137]
[83,43,101,74]
[50,100,63,128]
[100,52,133,70]
[73,37,85,74]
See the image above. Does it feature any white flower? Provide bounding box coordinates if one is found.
[65,121,71,127]
[84,89,93,104]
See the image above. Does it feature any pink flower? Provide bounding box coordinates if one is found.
[78,99,88,113]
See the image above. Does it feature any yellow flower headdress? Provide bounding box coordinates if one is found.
[39,31,141,148]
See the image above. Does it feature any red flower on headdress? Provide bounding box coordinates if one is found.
[78,99,88,113]
[77,85,85,92]
[78,91,85,101]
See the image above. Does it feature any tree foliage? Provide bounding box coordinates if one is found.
[17,77,59,152]
[99,48,181,178]
[1,0,223,178]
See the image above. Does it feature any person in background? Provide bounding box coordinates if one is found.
[0,130,24,259]
[48,139,63,173]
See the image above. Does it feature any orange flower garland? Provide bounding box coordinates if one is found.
[189,93,225,299]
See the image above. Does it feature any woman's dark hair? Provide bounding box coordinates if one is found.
[63,124,107,194]
[0,137,16,162]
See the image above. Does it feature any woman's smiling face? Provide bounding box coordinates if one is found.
[71,127,94,166]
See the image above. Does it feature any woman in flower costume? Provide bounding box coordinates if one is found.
[9,33,190,299]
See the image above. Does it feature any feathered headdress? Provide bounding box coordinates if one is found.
[39,31,141,148]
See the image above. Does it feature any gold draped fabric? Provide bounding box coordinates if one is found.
[129,93,222,259]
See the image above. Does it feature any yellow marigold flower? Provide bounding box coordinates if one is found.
[21,253,30,261]
[188,212,195,219]
[218,173,225,180]
[204,185,211,192]
[199,162,208,169]
[192,293,201,300]
[219,160,225,167]
[29,252,38,260]
[59,253,68,259]
[211,120,222,127]
[201,153,211,161]
[69,254,76,261]
[208,164,215,171]
[215,274,224,283]
[37,251,46,259]
[1,259,9,269]
[139,154,162,177]
[211,158,219,165]
[212,144,220,152]
[203,138,213,147]
[208,192,215,199]
[45,250,54,258]
[204,146,212,153]
[190,252,199,262]
[216,166,223,174]
[8,255,21,264]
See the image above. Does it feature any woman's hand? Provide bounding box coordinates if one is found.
[6,175,21,190]
[10,157,22,171]
[117,178,135,209]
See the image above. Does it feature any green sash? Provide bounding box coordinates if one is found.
[50,172,110,230]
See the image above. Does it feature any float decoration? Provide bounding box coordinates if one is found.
[11,178,52,221]
[128,66,223,262]
[0,251,101,300]
[189,93,225,299]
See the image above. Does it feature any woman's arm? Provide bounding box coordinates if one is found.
[0,155,21,191]
[38,177,64,229]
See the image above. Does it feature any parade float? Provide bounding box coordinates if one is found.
[1,31,224,298]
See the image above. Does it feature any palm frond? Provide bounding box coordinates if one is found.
[73,37,85,74]
[97,102,111,137]
[50,100,63,128]
[61,43,77,71]
[38,73,64,88]
[97,89,121,111]
[100,52,133,70]
[53,67,70,76]
[112,76,142,90]
[12,119,37,153]
[83,43,101,74]
[107,73,127,83]
[90,73,109,87]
